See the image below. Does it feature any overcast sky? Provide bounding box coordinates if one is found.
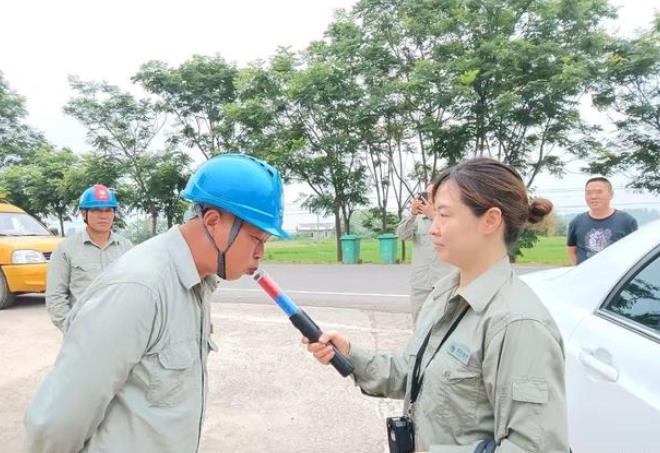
[1,0,659,227]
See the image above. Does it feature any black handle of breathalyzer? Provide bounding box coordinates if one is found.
[254,269,354,378]
[291,310,354,377]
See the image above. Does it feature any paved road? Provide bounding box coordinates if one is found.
[216,263,559,312]
[1,299,408,453]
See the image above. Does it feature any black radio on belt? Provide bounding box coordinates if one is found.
[386,415,415,453]
[387,305,470,453]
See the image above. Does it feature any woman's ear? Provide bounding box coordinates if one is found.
[481,207,503,235]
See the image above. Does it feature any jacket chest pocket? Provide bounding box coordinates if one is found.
[146,342,197,407]
[71,260,101,279]
[421,361,483,426]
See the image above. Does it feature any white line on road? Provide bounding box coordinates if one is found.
[212,313,413,335]
[217,288,410,298]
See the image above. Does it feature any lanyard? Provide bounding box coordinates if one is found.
[409,304,469,406]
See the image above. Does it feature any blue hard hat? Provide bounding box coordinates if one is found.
[181,154,288,238]
[79,184,119,209]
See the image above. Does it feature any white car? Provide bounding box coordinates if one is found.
[522,219,660,453]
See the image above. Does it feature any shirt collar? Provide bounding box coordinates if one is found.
[81,228,118,247]
[165,226,203,290]
[456,256,513,313]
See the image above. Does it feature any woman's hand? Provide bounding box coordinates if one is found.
[302,332,350,364]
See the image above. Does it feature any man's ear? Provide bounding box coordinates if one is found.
[203,209,223,231]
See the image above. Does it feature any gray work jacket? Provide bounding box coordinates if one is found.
[396,215,453,290]
[25,226,218,453]
[350,258,569,452]
[46,229,132,331]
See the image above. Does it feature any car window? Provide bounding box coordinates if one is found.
[604,252,660,334]
[0,212,52,236]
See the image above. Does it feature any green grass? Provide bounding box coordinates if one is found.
[264,236,569,265]
[264,238,411,264]
[517,236,569,266]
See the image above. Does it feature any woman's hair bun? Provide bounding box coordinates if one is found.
[528,198,553,224]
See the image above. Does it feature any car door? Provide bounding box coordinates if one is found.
[565,246,660,453]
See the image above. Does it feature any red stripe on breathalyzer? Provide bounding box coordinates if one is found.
[254,271,281,300]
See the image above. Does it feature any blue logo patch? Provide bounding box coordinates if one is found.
[447,341,471,366]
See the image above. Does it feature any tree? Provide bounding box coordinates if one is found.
[351,0,466,256]
[0,146,79,234]
[275,45,370,261]
[227,64,287,156]
[590,16,660,194]
[355,0,616,256]
[0,164,40,216]
[63,151,125,199]
[134,55,240,159]
[141,150,192,230]
[0,71,43,167]
[360,207,400,236]
[232,46,370,261]
[406,0,612,187]
[64,77,170,235]
[355,0,470,181]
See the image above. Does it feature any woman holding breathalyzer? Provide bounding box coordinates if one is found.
[305,158,568,453]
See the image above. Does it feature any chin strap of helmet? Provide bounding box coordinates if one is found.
[195,204,243,280]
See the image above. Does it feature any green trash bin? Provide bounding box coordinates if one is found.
[339,235,361,264]
[377,233,398,264]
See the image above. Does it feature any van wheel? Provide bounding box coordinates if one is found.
[0,272,16,309]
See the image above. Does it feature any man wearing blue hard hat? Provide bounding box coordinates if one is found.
[25,154,288,453]
[46,184,132,332]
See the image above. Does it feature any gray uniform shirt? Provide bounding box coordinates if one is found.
[350,258,569,452]
[397,215,454,321]
[46,229,132,331]
[397,215,452,289]
[25,226,219,453]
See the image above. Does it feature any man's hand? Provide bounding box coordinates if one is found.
[418,198,434,218]
[410,199,423,215]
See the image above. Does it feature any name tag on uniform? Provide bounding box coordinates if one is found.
[447,341,471,366]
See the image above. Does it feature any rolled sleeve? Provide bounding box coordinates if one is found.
[45,246,72,332]
[349,345,411,400]
[24,282,158,453]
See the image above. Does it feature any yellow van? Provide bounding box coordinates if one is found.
[0,197,62,309]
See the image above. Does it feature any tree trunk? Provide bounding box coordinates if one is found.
[418,130,428,182]
[58,214,65,237]
[151,209,158,237]
[398,207,406,262]
[340,203,352,236]
[167,208,174,228]
[334,208,342,263]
